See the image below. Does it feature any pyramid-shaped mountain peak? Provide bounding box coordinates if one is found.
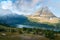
[27,6,60,23]
[33,6,56,18]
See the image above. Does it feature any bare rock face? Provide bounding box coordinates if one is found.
[28,6,59,23]
[33,6,56,18]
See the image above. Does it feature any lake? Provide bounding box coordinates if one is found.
[17,24,60,31]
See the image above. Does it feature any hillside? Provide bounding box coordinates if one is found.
[0,24,60,40]
[0,14,28,27]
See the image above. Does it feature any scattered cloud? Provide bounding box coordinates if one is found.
[0,0,60,17]
[1,0,12,9]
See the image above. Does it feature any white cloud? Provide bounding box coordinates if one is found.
[1,0,12,9]
[0,0,45,15]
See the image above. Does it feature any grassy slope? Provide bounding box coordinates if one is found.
[0,25,49,40]
[0,24,60,40]
[27,16,60,23]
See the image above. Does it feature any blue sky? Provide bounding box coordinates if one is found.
[46,0,60,17]
[0,0,60,17]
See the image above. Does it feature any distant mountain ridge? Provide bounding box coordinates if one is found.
[0,13,28,27]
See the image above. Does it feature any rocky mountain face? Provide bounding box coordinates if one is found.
[28,6,59,23]
[33,7,56,17]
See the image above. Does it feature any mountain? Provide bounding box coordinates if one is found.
[27,6,59,23]
[33,6,56,17]
[0,13,28,27]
